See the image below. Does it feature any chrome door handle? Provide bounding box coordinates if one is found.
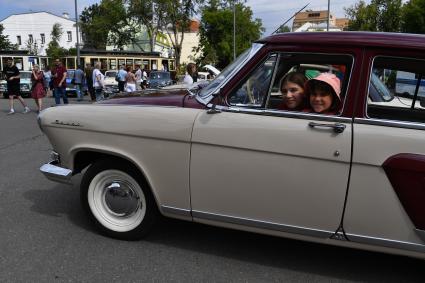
[308,122,346,134]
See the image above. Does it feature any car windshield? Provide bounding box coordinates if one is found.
[106,71,117,78]
[198,43,264,98]
[66,70,75,79]
[150,72,170,79]
[20,72,32,79]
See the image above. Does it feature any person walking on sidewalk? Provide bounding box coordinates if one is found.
[31,64,46,113]
[52,59,68,105]
[92,61,105,101]
[74,65,85,101]
[117,65,127,92]
[2,58,30,114]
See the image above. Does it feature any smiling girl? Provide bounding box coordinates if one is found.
[278,72,308,111]
[305,73,342,115]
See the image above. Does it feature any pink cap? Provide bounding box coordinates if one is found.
[309,73,341,100]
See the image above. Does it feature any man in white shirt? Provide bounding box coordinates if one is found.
[92,61,104,101]
[135,65,142,90]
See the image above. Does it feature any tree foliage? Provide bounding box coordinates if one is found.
[345,0,402,32]
[197,0,264,69]
[401,0,425,33]
[0,24,17,50]
[80,0,131,49]
[46,23,68,59]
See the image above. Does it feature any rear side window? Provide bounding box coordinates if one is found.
[367,56,425,123]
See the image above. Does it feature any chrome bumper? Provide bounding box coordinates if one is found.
[40,161,73,184]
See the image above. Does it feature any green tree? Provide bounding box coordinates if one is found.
[161,0,198,67]
[0,24,17,50]
[197,0,264,69]
[345,0,402,32]
[80,0,131,50]
[276,25,291,33]
[402,0,425,33]
[46,23,68,59]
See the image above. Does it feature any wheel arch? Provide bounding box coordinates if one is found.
[72,148,162,210]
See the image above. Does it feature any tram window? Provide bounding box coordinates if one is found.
[14,57,23,70]
[118,59,125,67]
[126,59,134,68]
[109,59,117,70]
[143,60,149,70]
[100,58,108,70]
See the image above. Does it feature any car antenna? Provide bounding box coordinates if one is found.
[272,3,309,34]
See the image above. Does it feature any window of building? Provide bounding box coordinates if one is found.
[367,56,425,124]
[28,34,33,44]
[308,13,320,18]
[17,36,21,45]
[40,33,45,44]
[67,31,72,42]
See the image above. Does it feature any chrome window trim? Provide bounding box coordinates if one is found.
[192,210,333,238]
[347,233,425,253]
[355,117,425,131]
[365,55,425,121]
[161,205,191,217]
[214,104,352,123]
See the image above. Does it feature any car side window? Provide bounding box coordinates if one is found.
[367,56,425,123]
[227,54,277,107]
[266,53,352,116]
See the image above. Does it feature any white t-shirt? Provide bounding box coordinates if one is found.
[135,69,142,83]
[183,74,193,84]
[93,68,104,88]
[142,71,147,81]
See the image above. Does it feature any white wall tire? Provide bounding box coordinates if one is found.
[81,159,157,240]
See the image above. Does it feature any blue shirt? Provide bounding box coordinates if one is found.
[118,69,127,82]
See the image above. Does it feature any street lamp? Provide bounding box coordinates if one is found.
[74,0,80,67]
[233,0,236,61]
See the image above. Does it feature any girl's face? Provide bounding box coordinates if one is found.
[281,81,305,109]
[310,90,333,113]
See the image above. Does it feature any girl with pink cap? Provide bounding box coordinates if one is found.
[305,73,342,115]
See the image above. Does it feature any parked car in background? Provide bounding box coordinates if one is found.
[0,70,32,98]
[147,71,173,89]
[39,32,425,259]
[65,69,78,97]
[103,70,119,96]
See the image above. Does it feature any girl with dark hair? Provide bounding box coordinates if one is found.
[278,72,308,111]
[305,73,342,115]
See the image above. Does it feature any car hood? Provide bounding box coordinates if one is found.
[98,88,205,109]
[104,77,117,85]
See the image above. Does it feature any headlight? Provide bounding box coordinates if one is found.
[0,84,6,91]
[20,84,30,91]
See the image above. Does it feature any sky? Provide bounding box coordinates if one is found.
[0,0,366,35]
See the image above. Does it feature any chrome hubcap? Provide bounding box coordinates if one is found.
[104,181,140,217]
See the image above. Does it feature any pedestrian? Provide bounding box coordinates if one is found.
[43,66,52,97]
[183,63,197,84]
[141,68,148,89]
[31,64,46,113]
[125,66,137,92]
[117,65,127,92]
[135,65,142,90]
[74,65,85,101]
[51,59,68,105]
[92,61,105,101]
[85,63,95,101]
[2,58,31,114]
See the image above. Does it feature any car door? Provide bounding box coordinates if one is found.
[344,50,425,252]
[190,51,355,238]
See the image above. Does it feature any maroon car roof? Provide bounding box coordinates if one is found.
[257,32,425,51]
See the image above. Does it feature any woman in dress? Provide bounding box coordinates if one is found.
[31,64,46,112]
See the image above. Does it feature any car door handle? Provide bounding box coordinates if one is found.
[308,122,346,134]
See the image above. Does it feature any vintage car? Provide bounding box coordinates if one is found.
[39,32,425,259]
[103,70,119,96]
[1,70,32,98]
[147,71,173,88]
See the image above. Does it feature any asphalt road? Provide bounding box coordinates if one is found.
[0,96,424,282]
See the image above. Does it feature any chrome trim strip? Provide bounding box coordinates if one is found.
[354,117,425,131]
[39,161,73,184]
[219,105,352,123]
[347,233,425,253]
[192,210,333,238]
[414,229,425,243]
[160,205,192,217]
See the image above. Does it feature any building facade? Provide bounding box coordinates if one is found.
[0,11,82,56]
[292,10,348,31]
